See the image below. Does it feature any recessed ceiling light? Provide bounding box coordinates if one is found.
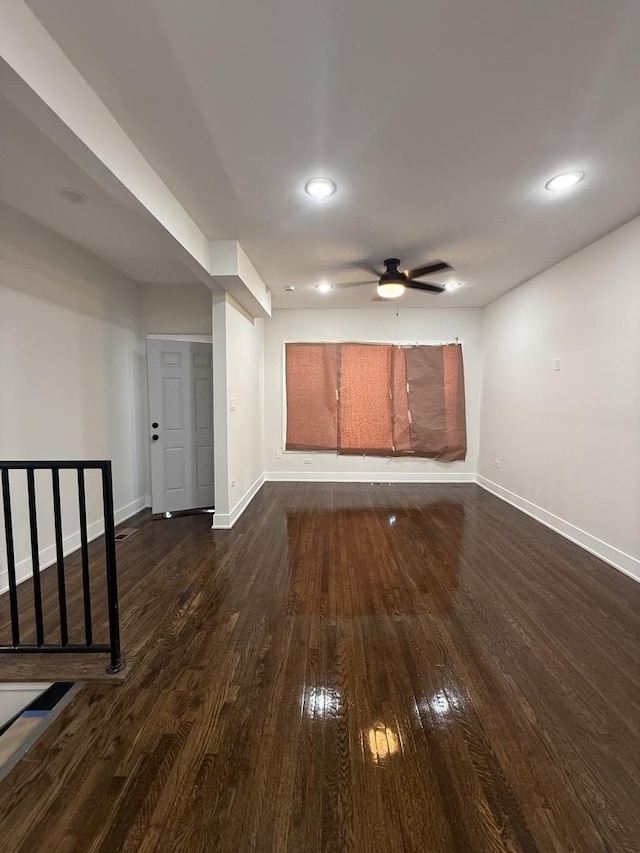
[60,188,88,204]
[444,280,463,292]
[545,171,585,191]
[315,282,333,293]
[305,178,337,199]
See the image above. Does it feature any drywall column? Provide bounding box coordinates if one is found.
[212,294,231,519]
[211,295,265,529]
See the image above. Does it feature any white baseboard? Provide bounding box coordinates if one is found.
[0,495,150,596]
[210,472,472,528]
[476,475,640,584]
[212,474,265,529]
[114,495,150,525]
[264,471,476,484]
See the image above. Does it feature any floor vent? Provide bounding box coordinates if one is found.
[115,528,138,542]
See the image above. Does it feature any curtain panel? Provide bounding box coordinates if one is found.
[285,343,338,450]
[285,342,466,461]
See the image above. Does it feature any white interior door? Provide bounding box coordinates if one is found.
[147,338,214,514]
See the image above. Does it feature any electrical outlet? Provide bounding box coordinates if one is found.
[230,479,236,488]
[494,460,501,469]
[419,459,429,466]
[229,398,236,412]
[275,450,283,460]
[304,457,312,465]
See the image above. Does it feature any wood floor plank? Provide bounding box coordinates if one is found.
[1,483,639,852]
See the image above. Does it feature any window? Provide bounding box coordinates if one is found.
[285,342,466,461]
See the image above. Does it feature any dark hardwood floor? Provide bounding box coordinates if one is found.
[0,483,639,852]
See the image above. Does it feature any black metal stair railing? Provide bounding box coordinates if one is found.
[0,461,122,674]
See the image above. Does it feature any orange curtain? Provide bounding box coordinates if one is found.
[285,343,338,450]
[285,342,467,460]
[338,344,394,454]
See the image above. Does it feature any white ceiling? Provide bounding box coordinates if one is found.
[19,0,640,307]
[0,92,199,285]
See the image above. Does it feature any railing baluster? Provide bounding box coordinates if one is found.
[101,463,122,673]
[77,468,93,647]
[1,460,122,673]
[51,468,69,646]
[26,469,45,646]
[1,468,21,646]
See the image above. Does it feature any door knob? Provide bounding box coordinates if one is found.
[152,434,159,441]
[152,422,159,429]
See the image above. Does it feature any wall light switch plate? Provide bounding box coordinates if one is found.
[554,358,561,372]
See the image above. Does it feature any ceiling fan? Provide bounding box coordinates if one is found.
[334,258,454,300]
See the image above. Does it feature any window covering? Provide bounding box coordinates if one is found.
[285,342,466,460]
[285,343,338,450]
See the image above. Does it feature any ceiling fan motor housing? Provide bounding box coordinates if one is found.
[381,258,407,285]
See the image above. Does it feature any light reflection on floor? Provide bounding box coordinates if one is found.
[301,686,341,718]
[366,724,400,762]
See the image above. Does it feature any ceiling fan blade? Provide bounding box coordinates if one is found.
[407,260,452,279]
[334,280,378,289]
[405,280,445,294]
[356,262,383,278]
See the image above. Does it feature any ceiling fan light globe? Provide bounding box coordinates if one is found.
[377,282,405,299]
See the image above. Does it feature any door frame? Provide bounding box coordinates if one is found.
[146,334,214,514]
[147,334,212,344]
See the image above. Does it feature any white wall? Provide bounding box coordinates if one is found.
[139,282,212,335]
[478,216,640,580]
[263,307,483,481]
[212,296,264,526]
[0,204,148,592]
[0,683,50,728]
